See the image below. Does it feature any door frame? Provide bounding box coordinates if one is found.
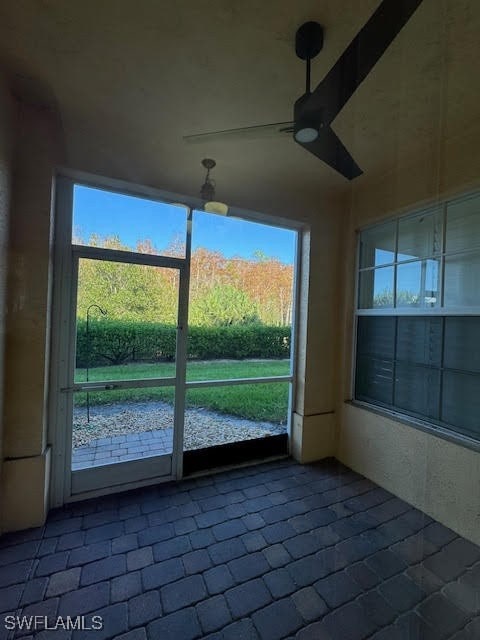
[68,249,188,496]
[49,170,304,506]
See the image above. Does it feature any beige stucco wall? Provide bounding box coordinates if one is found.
[2,449,51,532]
[340,404,480,546]
[291,210,342,463]
[336,121,480,546]
[0,91,64,532]
[0,72,14,532]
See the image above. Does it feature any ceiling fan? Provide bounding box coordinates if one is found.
[184,0,424,180]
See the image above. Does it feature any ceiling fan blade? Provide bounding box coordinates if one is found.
[184,121,294,144]
[304,0,424,124]
[300,127,363,180]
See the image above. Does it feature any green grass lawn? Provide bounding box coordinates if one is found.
[75,360,290,423]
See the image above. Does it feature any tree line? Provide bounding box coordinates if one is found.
[76,235,294,327]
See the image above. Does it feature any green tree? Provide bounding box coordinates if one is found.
[76,235,178,324]
[189,284,260,326]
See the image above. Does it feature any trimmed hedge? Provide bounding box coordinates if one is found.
[76,320,291,367]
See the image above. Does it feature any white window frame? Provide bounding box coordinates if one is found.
[352,189,480,452]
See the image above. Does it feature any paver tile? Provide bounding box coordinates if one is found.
[1,458,478,640]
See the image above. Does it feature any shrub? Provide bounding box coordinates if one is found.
[76,320,290,366]
[187,325,290,359]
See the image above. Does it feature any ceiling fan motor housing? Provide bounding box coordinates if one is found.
[294,92,322,143]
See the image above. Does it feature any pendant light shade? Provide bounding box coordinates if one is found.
[204,201,229,215]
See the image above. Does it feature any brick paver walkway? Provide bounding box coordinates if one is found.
[72,429,174,470]
[0,458,478,639]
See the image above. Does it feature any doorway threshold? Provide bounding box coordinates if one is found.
[183,434,288,476]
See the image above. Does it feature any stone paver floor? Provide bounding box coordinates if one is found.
[0,458,479,639]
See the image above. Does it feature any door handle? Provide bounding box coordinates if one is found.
[61,383,118,392]
[82,383,117,390]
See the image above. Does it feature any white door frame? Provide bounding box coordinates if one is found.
[50,177,193,503]
[68,251,188,496]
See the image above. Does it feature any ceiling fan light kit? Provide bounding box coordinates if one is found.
[185,0,424,181]
[294,92,322,143]
[294,127,318,143]
[204,201,229,215]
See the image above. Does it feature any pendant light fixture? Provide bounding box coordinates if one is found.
[200,158,228,215]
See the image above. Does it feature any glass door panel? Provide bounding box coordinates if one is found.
[72,386,175,471]
[73,185,188,257]
[70,252,182,494]
[75,259,179,382]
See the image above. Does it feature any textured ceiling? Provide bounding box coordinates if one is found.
[0,0,478,215]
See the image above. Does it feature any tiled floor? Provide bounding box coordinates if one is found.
[0,458,479,640]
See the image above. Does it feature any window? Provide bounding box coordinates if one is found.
[354,192,480,443]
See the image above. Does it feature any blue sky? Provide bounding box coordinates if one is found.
[73,185,296,264]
